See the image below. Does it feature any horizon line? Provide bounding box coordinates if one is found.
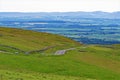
[0,11,120,13]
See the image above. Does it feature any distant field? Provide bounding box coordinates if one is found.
[0,19,120,44]
[0,27,120,80]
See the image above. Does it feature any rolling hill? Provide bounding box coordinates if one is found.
[0,27,80,54]
[0,27,120,80]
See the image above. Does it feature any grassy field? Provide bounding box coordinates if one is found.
[0,27,120,80]
[0,69,89,80]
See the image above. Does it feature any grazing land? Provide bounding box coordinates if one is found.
[0,27,120,80]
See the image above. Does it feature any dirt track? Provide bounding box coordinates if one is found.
[55,48,75,55]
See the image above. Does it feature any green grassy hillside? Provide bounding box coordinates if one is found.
[0,27,120,80]
[0,27,80,54]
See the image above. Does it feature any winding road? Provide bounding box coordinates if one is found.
[55,48,76,55]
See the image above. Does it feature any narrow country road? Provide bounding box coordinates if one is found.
[55,48,76,55]
[55,50,66,55]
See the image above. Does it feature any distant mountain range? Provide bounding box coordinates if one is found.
[0,11,120,21]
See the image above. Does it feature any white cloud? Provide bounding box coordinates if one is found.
[0,0,120,12]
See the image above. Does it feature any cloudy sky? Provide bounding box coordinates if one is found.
[0,0,120,12]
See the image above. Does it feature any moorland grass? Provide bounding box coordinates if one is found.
[0,27,120,80]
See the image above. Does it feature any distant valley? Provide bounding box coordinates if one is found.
[0,12,120,44]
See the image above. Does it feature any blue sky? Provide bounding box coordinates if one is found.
[0,0,120,12]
